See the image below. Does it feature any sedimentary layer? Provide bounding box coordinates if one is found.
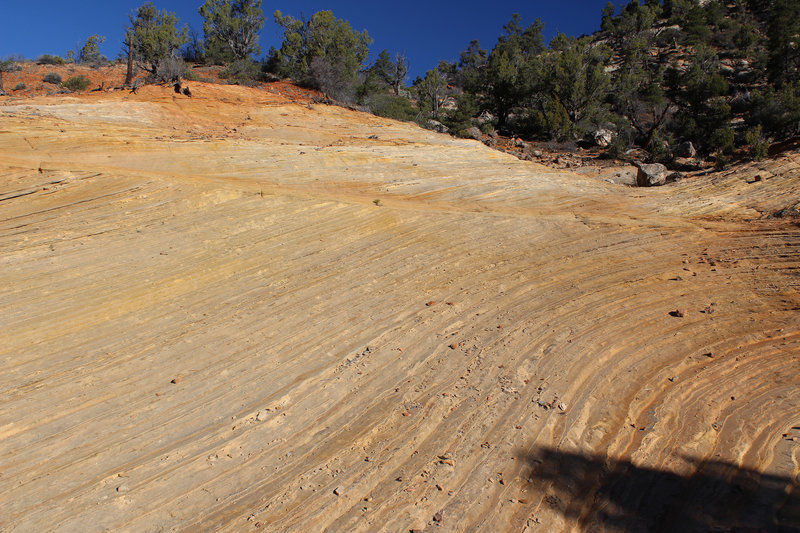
[1,84,798,532]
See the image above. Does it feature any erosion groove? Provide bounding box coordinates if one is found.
[1,84,799,532]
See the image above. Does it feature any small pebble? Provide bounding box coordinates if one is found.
[333,486,344,496]
[170,376,182,384]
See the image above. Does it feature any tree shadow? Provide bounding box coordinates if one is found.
[521,446,800,532]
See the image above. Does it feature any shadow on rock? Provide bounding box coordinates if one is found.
[521,446,799,532]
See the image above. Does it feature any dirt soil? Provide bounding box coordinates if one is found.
[1,80,799,532]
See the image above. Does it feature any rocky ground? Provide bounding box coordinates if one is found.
[1,81,799,532]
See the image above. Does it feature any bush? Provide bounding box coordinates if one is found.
[218,59,262,82]
[62,75,91,92]
[368,94,417,122]
[744,125,769,161]
[709,126,735,155]
[37,54,65,65]
[43,72,62,84]
[152,56,186,83]
[749,83,800,138]
[648,133,673,164]
[13,82,26,91]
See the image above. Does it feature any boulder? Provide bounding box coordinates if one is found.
[476,111,495,125]
[426,120,449,134]
[593,129,614,147]
[513,138,529,149]
[465,126,482,140]
[674,157,702,171]
[674,141,696,158]
[635,162,668,187]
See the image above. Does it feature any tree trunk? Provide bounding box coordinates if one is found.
[125,43,134,87]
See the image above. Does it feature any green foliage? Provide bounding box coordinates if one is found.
[368,93,416,121]
[744,124,769,161]
[441,93,481,136]
[483,15,545,130]
[370,50,408,96]
[78,34,107,65]
[709,124,735,155]
[457,40,487,93]
[202,36,234,65]
[648,132,673,164]
[714,152,729,170]
[43,72,62,85]
[749,82,800,137]
[600,2,617,33]
[13,82,26,91]
[199,0,264,62]
[414,68,449,119]
[603,0,659,39]
[62,75,91,92]
[766,0,800,85]
[371,49,394,88]
[536,38,612,139]
[666,0,713,44]
[218,58,261,81]
[36,54,65,65]
[126,2,188,74]
[269,9,372,85]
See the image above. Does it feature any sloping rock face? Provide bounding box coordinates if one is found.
[1,84,799,533]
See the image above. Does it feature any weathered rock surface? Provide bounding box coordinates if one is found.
[466,126,482,140]
[636,162,669,186]
[1,83,799,533]
[593,128,614,147]
[426,119,449,133]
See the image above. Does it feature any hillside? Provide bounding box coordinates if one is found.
[1,82,799,532]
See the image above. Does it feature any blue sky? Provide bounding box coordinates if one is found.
[0,1,626,79]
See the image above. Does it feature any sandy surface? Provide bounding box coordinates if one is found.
[1,83,799,532]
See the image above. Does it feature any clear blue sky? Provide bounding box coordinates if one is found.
[0,1,626,79]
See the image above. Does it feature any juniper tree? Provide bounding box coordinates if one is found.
[199,0,264,62]
[268,9,372,97]
[125,2,188,76]
[78,34,106,65]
